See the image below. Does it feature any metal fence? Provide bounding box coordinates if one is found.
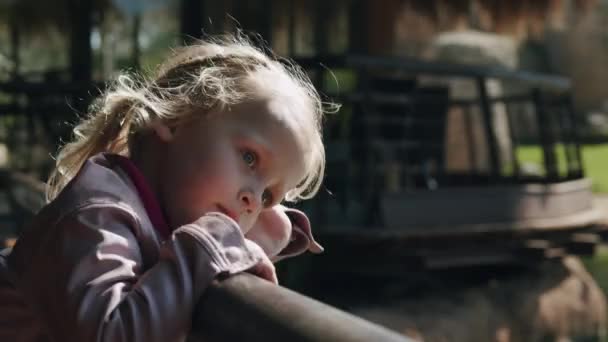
[294,54,584,227]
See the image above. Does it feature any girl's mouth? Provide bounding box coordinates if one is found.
[216,205,239,223]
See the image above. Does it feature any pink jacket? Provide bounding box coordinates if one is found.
[0,153,320,341]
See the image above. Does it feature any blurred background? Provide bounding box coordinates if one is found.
[2,0,608,341]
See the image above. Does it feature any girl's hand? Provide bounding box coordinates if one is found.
[246,205,292,259]
[244,239,278,284]
[246,205,324,263]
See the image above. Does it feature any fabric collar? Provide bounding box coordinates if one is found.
[110,154,172,240]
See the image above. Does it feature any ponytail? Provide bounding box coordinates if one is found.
[46,75,146,201]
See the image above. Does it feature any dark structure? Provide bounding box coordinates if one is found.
[0,0,605,340]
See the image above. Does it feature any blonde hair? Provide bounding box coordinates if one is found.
[47,35,332,203]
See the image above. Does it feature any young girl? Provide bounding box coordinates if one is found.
[0,35,328,341]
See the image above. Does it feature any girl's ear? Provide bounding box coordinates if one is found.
[152,123,174,142]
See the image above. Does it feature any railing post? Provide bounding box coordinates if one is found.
[476,77,501,178]
[504,102,521,178]
[533,88,559,181]
[563,94,584,178]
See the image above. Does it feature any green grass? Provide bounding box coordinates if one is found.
[517,143,608,193]
[581,144,608,193]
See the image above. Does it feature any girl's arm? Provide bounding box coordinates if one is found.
[24,204,266,342]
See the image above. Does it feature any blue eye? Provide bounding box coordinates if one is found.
[242,150,257,168]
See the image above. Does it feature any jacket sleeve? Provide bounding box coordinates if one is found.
[28,203,261,342]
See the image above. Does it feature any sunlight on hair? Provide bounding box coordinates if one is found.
[47,33,339,203]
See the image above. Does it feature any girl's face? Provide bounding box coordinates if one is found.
[156,95,309,233]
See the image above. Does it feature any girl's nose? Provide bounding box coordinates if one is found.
[239,188,262,214]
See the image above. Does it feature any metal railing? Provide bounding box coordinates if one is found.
[294,54,584,227]
[296,54,582,185]
[193,273,412,341]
